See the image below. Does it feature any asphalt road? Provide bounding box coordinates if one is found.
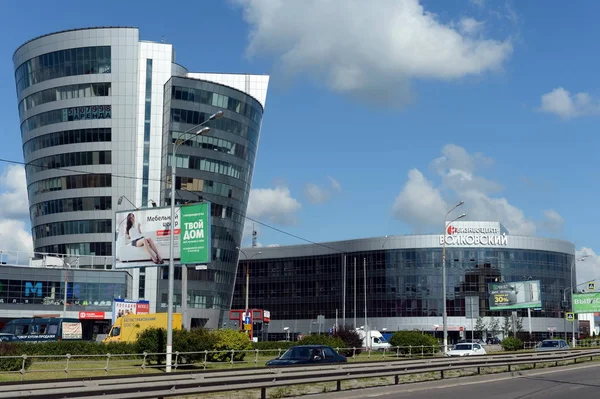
[299,362,600,399]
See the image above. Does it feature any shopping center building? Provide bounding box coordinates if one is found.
[13,27,269,329]
[232,221,578,341]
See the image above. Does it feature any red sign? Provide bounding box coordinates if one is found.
[79,311,105,320]
[459,326,464,332]
[136,303,150,313]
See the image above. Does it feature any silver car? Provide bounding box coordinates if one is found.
[535,339,570,351]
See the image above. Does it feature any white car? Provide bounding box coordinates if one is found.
[445,342,487,357]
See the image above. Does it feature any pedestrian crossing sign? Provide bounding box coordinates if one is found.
[566,312,574,322]
[588,282,596,291]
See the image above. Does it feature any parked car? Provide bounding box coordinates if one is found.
[265,345,347,367]
[0,333,21,342]
[445,342,487,357]
[535,339,570,352]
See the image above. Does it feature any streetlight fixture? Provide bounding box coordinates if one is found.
[236,247,262,329]
[571,255,589,347]
[442,201,466,353]
[117,195,138,209]
[166,110,223,373]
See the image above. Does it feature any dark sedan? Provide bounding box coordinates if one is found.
[265,345,347,367]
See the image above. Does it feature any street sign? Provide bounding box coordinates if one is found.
[588,282,596,291]
[566,312,575,322]
[243,324,252,331]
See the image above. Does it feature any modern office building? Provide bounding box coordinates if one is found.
[233,221,578,341]
[13,27,269,328]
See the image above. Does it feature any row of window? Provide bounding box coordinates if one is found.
[32,219,112,239]
[30,196,112,218]
[36,242,112,257]
[28,174,111,197]
[141,59,153,206]
[176,177,248,203]
[170,109,259,145]
[171,198,245,228]
[171,86,262,125]
[170,131,255,163]
[16,46,111,92]
[23,128,111,155]
[170,155,249,181]
[19,83,111,117]
[22,105,112,134]
[26,151,111,175]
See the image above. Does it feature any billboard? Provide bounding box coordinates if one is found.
[180,202,211,264]
[573,293,600,314]
[488,280,541,310]
[115,204,212,269]
[112,299,150,324]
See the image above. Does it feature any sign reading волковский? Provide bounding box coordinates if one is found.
[179,202,212,264]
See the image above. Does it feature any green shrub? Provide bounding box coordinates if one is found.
[389,331,439,355]
[333,326,363,357]
[178,329,219,364]
[207,329,253,362]
[296,334,345,350]
[0,343,31,371]
[501,337,523,351]
[135,327,167,364]
[12,341,136,359]
[252,341,295,351]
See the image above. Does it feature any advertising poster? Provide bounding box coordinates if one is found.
[112,299,150,324]
[62,322,83,340]
[573,293,600,313]
[114,207,180,269]
[180,202,212,264]
[488,280,542,310]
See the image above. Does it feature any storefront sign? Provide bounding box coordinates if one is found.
[440,224,507,246]
[78,311,105,320]
[573,293,600,313]
[180,202,212,264]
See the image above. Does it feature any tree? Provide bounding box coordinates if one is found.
[488,317,500,339]
[474,317,486,339]
[502,315,512,338]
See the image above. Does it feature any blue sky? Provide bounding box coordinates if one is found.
[0,0,599,281]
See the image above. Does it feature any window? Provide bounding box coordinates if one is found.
[26,151,111,174]
[28,174,112,196]
[170,131,254,163]
[30,196,111,218]
[22,106,111,134]
[33,220,112,239]
[19,83,111,117]
[23,128,111,155]
[15,46,111,92]
[35,242,112,256]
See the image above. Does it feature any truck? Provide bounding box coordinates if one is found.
[356,328,392,351]
[103,313,182,343]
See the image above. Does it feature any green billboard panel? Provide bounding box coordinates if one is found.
[573,293,600,313]
[488,280,542,310]
[179,202,212,265]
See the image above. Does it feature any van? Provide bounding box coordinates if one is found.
[0,318,83,342]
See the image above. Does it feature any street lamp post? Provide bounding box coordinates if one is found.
[236,247,262,333]
[571,255,589,347]
[166,111,223,373]
[442,201,466,353]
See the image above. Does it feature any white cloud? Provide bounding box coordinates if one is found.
[0,219,33,258]
[539,87,600,119]
[470,0,486,8]
[236,0,512,106]
[0,165,29,219]
[459,17,485,36]
[392,169,448,229]
[393,144,537,235]
[305,183,331,204]
[328,176,342,192]
[576,248,600,285]
[246,186,302,225]
[542,209,564,233]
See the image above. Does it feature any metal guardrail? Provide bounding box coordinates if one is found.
[3,348,600,399]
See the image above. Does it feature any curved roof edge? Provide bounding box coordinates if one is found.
[172,74,269,111]
[14,26,138,58]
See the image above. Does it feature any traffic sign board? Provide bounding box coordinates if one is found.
[588,282,596,291]
[566,312,575,322]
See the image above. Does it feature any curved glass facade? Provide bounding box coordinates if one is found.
[33,219,112,239]
[25,151,111,175]
[23,128,111,155]
[15,46,111,92]
[27,174,111,197]
[30,196,111,219]
[19,83,111,117]
[233,227,575,340]
[36,242,112,256]
[159,76,264,318]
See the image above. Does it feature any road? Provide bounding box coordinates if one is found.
[298,362,600,399]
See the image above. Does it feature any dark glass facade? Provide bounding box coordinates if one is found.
[159,76,264,321]
[28,174,111,197]
[233,239,575,336]
[23,128,111,155]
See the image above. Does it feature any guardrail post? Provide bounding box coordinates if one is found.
[255,349,259,367]
[261,387,267,399]
[203,350,208,370]
[142,352,148,373]
[477,366,481,374]
[382,347,386,360]
[230,349,235,368]
[441,370,444,379]
[105,353,111,375]
[174,351,179,371]
[508,364,511,372]
[421,345,424,358]
[396,346,399,358]
[353,347,356,360]
[64,354,71,378]
[20,355,27,382]
[336,380,341,391]
[394,375,399,385]
[408,345,411,357]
